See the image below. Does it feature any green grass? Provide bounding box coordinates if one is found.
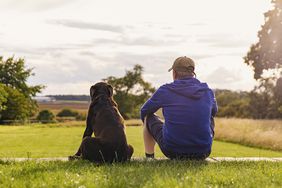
[0,160,281,187]
[0,125,281,158]
[0,123,282,187]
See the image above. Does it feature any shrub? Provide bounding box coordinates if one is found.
[57,109,79,117]
[75,113,87,121]
[37,110,55,124]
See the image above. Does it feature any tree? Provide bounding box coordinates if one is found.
[0,84,8,117]
[0,56,44,97]
[37,110,56,124]
[244,0,282,118]
[103,65,155,119]
[244,0,282,80]
[215,90,251,118]
[0,86,32,123]
[0,56,44,123]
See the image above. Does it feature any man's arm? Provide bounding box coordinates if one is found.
[211,93,218,117]
[140,88,163,122]
[210,91,218,137]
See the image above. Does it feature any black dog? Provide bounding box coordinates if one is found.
[69,82,134,163]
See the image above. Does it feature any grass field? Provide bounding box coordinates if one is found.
[1,122,282,187]
[0,160,281,188]
[38,101,89,114]
[215,118,282,151]
[0,123,281,158]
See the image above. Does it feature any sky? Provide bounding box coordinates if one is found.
[0,0,273,95]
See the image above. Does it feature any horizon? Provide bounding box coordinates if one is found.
[0,0,273,95]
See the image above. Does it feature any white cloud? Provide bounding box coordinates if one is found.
[0,0,78,12]
[48,19,125,33]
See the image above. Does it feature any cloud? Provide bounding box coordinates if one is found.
[0,0,78,11]
[0,45,77,59]
[204,67,241,84]
[48,19,124,33]
[197,34,251,48]
[92,36,185,47]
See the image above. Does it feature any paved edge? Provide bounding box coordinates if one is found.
[1,157,282,162]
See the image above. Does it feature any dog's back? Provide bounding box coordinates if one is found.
[79,83,133,163]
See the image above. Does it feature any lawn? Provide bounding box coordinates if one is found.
[0,124,281,158]
[0,123,282,187]
[0,160,281,187]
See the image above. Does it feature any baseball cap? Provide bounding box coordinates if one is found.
[168,56,195,72]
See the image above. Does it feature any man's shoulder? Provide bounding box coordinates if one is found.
[157,83,173,92]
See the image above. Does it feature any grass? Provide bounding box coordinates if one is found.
[215,118,282,151]
[0,160,281,187]
[0,121,282,187]
[0,123,281,158]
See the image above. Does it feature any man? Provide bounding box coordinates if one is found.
[140,56,217,160]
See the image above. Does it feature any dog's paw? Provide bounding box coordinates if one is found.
[68,155,82,161]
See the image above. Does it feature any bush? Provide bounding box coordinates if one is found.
[75,113,87,121]
[57,109,79,117]
[37,110,55,124]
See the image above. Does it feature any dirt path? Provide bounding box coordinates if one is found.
[1,157,282,162]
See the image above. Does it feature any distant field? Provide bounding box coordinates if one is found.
[38,101,89,114]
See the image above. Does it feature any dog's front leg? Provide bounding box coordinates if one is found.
[74,105,95,157]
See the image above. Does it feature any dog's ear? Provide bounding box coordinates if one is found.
[107,84,114,97]
[90,85,96,101]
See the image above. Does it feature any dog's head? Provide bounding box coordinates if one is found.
[90,82,114,102]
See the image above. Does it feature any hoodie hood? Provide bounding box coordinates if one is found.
[164,77,210,99]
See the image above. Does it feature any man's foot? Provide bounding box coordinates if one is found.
[145,153,155,159]
[68,155,82,161]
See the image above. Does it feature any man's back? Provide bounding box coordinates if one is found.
[141,77,217,154]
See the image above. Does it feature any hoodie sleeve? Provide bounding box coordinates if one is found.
[140,87,164,122]
[211,91,218,117]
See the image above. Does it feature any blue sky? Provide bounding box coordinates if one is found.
[0,0,272,94]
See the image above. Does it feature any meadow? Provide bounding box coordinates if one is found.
[215,118,282,151]
[0,122,282,158]
[0,121,282,187]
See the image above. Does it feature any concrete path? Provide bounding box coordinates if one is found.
[1,157,282,162]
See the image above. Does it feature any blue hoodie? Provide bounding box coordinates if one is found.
[141,77,218,154]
